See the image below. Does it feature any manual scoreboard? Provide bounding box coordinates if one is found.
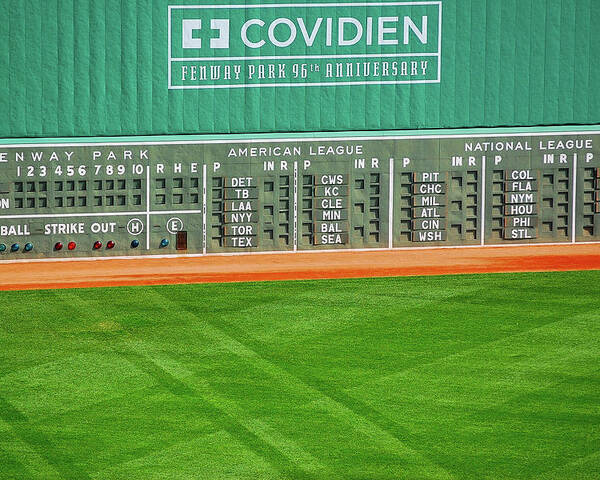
[0,127,599,260]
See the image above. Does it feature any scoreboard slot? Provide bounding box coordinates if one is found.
[356,173,383,246]
[580,168,600,238]
[539,168,571,240]
[447,171,479,242]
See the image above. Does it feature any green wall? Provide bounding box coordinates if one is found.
[1,0,598,138]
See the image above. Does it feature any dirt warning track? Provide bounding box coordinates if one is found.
[0,243,598,291]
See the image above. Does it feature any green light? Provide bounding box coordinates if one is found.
[0,244,6,252]
[160,239,169,248]
[10,243,19,252]
[24,243,33,252]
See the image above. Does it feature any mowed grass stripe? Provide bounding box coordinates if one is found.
[69,287,441,480]
[0,397,92,480]
[0,416,63,480]
[57,289,327,480]
[533,450,600,480]
[122,341,340,480]
[147,288,452,480]
[178,277,599,479]
[0,271,598,479]
[144,292,455,479]
[346,315,600,478]
[354,312,600,407]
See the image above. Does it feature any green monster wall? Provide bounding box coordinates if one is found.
[1,0,599,138]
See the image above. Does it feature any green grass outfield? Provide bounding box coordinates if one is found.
[1,271,599,479]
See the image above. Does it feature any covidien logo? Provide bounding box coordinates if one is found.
[168,2,442,89]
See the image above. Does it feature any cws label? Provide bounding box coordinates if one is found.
[168,2,442,89]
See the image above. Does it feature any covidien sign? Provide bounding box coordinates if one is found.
[168,2,442,89]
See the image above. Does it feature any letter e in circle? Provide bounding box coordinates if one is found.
[167,217,184,234]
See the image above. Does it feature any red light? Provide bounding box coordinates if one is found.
[93,241,102,250]
[54,242,63,251]
[107,241,115,249]
[67,241,76,251]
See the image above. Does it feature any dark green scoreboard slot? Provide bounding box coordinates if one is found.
[0,128,598,260]
[578,167,600,239]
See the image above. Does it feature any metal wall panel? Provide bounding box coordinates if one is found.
[0,0,598,138]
